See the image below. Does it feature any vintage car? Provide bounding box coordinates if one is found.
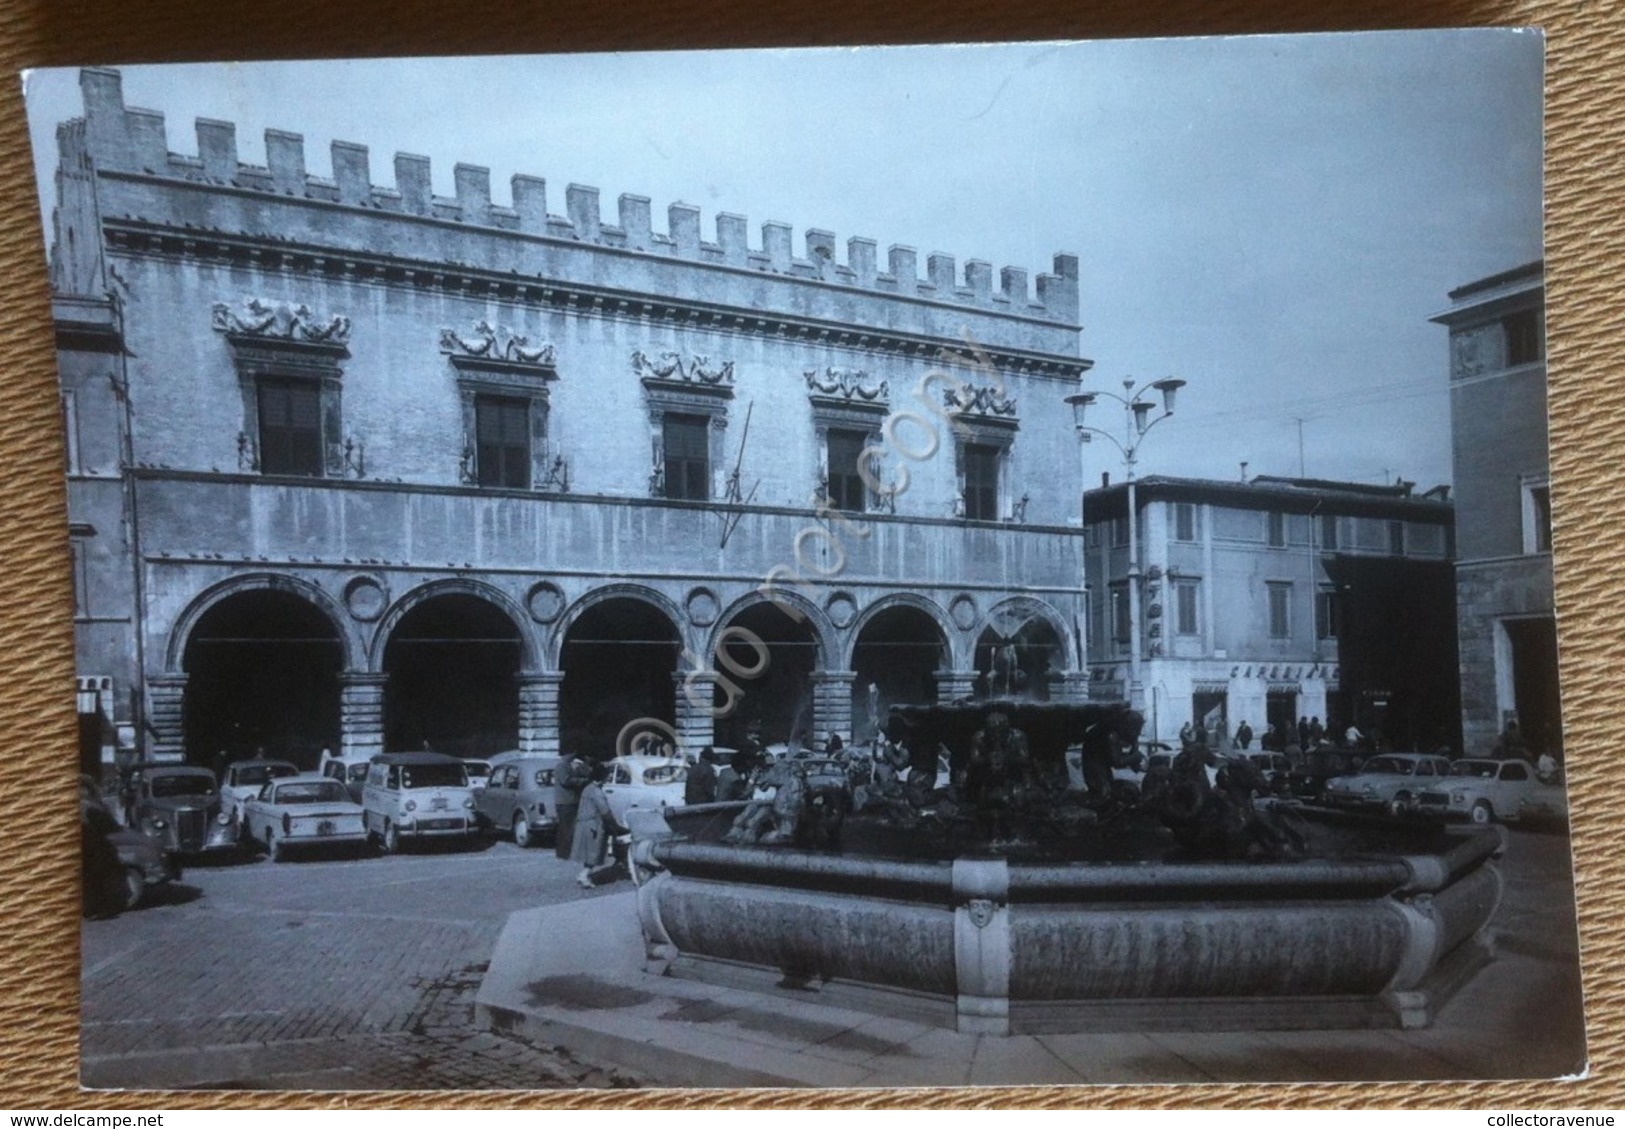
[1285,747,1360,801]
[474,756,560,847]
[220,758,299,822]
[361,752,478,852]
[1321,752,1455,816]
[130,764,242,857]
[1414,757,1569,825]
[242,775,369,860]
[82,797,180,916]
[317,750,374,803]
[601,754,688,826]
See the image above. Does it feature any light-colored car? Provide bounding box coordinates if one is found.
[1415,758,1568,825]
[601,755,688,826]
[220,758,299,822]
[361,752,478,853]
[1322,752,1455,816]
[475,756,561,847]
[242,775,369,861]
[318,750,375,803]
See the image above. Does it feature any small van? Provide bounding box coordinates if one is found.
[362,752,477,852]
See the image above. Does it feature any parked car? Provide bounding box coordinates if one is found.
[317,750,374,803]
[220,758,299,822]
[1415,757,1569,825]
[82,798,180,916]
[242,774,369,861]
[1321,752,1455,816]
[361,752,478,852]
[129,764,242,857]
[601,755,688,826]
[1287,748,1360,801]
[475,756,561,847]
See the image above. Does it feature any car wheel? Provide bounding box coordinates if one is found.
[121,866,145,911]
[1470,800,1495,825]
[1388,791,1413,818]
[383,821,400,854]
[513,814,532,848]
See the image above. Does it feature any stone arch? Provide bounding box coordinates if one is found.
[841,592,959,672]
[554,583,686,760]
[549,582,687,668]
[165,572,359,673]
[704,587,839,750]
[971,596,1078,672]
[369,577,541,674]
[971,595,1077,702]
[706,587,838,671]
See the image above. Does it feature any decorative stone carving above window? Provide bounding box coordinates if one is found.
[440,320,557,374]
[633,349,735,389]
[804,367,890,406]
[212,298,352,347]
[944,383,1018,421]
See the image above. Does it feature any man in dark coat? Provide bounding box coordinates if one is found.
[684,746,719,805]
[553,751,591,860]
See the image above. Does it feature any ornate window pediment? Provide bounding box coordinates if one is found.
[638,349,735,500]
[213,297,353,478]
[441,321,564,491]
[804,368,891,513]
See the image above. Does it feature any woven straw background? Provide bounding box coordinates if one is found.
[0,0,1616,1110]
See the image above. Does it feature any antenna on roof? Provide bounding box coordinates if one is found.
[1240,460,1249,482]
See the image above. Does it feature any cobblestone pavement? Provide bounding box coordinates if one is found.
[80,838,643,1090]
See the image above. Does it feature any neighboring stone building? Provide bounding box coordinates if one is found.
[1432,261,1557,758]
[1082,475,1458,751]
[51,68,1094,772]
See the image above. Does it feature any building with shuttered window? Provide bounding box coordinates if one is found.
[52,67,1099,774]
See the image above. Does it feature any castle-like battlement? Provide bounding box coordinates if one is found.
[73,68,1079,325]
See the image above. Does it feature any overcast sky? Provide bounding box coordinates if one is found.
[22,32,1544,489]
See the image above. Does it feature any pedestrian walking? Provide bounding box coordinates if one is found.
[1235,721,1253,750]
[553,750,590,861]
[573,761,624,889]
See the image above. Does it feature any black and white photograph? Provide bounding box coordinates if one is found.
[28,31,1584,1090]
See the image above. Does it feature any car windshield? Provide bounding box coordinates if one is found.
[1451,761,1502,779]
[149,773,216,798]
[276,780,349,804]
[348,763,369,782]
[643,764,686,785]
[465,763,491,779]
[399,764,467,789]
[235,763,296,786]
[1362,758,1414,775]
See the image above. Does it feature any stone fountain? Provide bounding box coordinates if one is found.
[633,702,1503,1035]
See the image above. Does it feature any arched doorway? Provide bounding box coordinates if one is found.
[974,605,1067,702]
[559,596,681,760]
[850,605,947,741]
[382,593,522,758]
[181,589,343,769]
[714,602,821,752]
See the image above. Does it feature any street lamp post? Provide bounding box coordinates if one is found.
[1067,376,1187,715]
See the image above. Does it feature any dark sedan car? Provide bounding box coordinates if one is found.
[130,764,242,857]
[82,798,180,916]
